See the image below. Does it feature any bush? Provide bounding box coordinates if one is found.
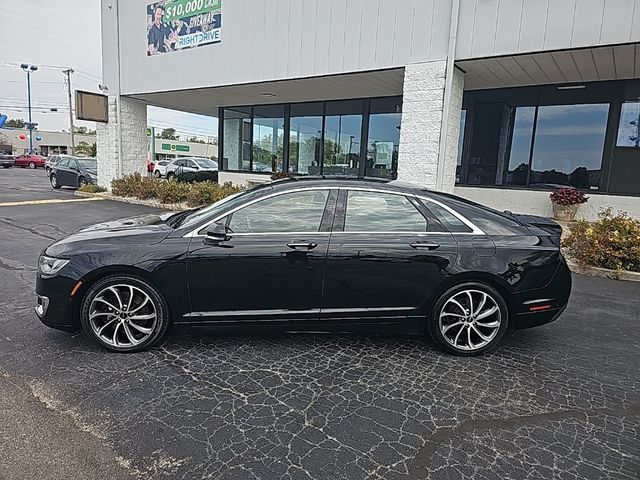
[78,184,107,193]
[111,174,243,207]
[550,188,588,205]
[562,208,640,272]
[186,181,243,207]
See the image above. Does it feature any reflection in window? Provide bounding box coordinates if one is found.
[222,107,251,171]
[253,105,285,173]
[324,100,363,176]
[504,107,535,186]
[344,191,427,232]
[289,103,323,175]
[616,102,640,147]
[531,104,609,190]
[228,190,329,233]
[456,110,466,183]
[366,97,401,179]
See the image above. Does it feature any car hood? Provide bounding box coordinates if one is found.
[45,213,176,257]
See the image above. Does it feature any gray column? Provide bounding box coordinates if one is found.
[396,61,464,193]
[96,96,148,189]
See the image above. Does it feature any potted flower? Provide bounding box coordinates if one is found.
[549,188,588,222]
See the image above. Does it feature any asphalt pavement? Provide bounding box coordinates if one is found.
[0,168,638,480]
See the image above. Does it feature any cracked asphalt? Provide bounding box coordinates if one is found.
[0,168,639,480]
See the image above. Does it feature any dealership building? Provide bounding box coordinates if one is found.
[99,0,640,220]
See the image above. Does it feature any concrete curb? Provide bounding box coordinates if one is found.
[567,261,640,282]
[74,190,188,211]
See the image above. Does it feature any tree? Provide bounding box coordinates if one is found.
[159,128,179,140]
[4,118,26,129]
[187,136,205,143]
[75,141,96,156]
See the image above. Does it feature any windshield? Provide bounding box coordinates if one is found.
[195,158,218,169]
[176,185,271,230]
[77,158,97,170]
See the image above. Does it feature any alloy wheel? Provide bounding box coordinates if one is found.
[78,177,87,187]
[438,289,501,352]
[50,175,57,188]
[29,162,35,169]
[88,284,157,348]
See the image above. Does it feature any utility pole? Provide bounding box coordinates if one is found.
[20,63,38,154]
[63,68,75,155]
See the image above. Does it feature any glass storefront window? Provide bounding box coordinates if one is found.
[324,100,363,176]
[504,106,535,186]
[289,103,323,175]
[366,97,401,179]
[252,105,285,173]
[616,102,640,147]
[222,107,251,171]
[530,104,609,189]
[456,110,466,183]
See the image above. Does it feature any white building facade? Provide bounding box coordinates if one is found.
[99,0,640,220]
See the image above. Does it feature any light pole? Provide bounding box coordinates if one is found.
[20,63,38,154]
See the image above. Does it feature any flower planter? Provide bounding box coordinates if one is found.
[552,203,580,222]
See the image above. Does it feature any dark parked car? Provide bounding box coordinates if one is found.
[166,157,218,182]
[0,154,15,168]
[14,154,46,169]
[35,178,571,355]
[50,157,97,189]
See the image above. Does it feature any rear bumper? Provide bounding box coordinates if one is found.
[509,257,572,330]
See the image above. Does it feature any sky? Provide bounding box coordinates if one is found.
[0,0,217,139]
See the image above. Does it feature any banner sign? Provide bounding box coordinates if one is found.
[147,0,222,56]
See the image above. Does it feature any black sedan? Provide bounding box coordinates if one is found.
[35,178,571,355]
[50,157,97,189]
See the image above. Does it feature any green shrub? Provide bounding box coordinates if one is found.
[562,208,640,272]
[111,174,243,207]
[78,184,107,193]
[186,181,243,207]
[154,180,190,204]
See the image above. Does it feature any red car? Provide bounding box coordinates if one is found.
[14,154,46,169]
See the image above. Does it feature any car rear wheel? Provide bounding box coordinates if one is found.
[80,275,170,353]
[427,282,508,356]
[28,161,36,169]
[78,176,87,188]
[50,174,61,189]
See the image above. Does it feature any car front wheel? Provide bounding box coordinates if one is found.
[80,275,170,352]
[78,176,87,188]
[154,170,161,178]
[427,282,508,356]
[28,161,36,169]
[166,173,175,181]
[50,174,61,189]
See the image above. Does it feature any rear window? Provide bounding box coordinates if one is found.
[422,201,473,233]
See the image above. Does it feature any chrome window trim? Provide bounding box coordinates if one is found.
[183,186,334,238]
[184,185,485,238]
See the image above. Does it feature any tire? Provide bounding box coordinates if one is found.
[154,170,161,178]
[78,176,87,188]
[427,282,508,356]
[2,165,9,169]
[28,161,36,169]
[80,274,170,353]
[166,173,175,181]
[50,174,61,189]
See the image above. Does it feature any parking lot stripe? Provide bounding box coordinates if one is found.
[0,197,105,207]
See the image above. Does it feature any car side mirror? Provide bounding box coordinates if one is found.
[205,222,230,242]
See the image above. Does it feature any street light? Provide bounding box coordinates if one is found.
[20,63,38,154]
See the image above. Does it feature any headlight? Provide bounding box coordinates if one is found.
[38,255,69,276]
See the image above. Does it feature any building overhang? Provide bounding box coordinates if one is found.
[457,43,640,90]
[128,68,405,117]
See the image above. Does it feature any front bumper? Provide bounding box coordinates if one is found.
[35,273,80,332]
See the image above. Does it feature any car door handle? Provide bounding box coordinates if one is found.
[287,241,318,250]
[409,242,440,250]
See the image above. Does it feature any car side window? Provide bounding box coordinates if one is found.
[69,160,79,170]
[422,201,473,233]
[227,190,330,234]
[174,160,184,167]
[344,190,428,232]
[57,159,69,168]
[185,160,197,169]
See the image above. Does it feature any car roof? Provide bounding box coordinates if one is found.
[267,176,431,196]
